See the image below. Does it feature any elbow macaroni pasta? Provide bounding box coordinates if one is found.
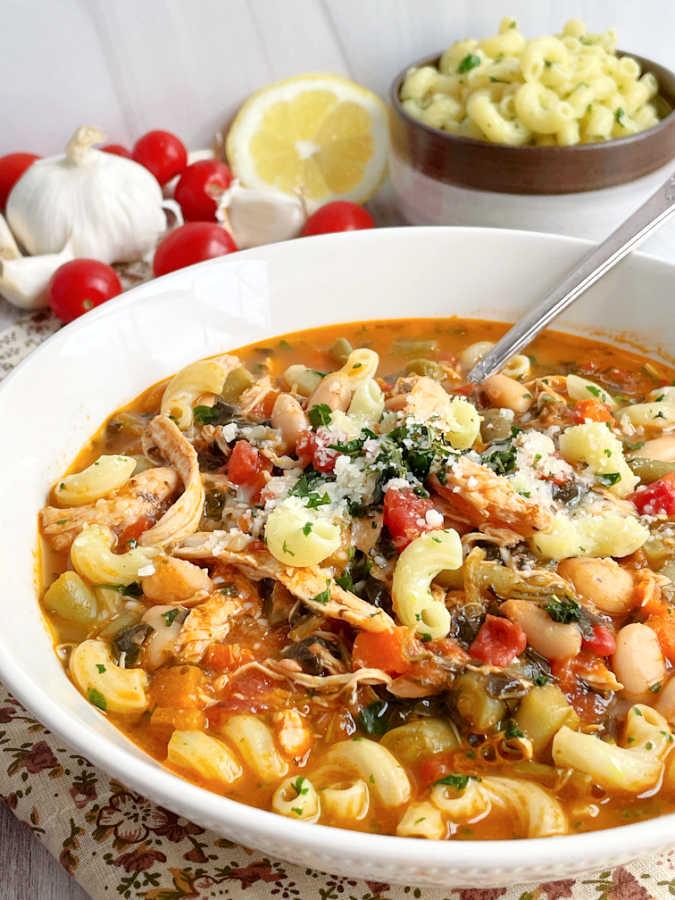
[71,524,158,585]
[558,422,638,497]
[54,455,136,507]
[167,730,243,786]
[318,739,411,807]
[392,528,462,639]
[532,510,648,560]
[219,714,288,782]
[161,355,239,429]
[265,499,341,567]
[400,18,665,146]
[69,639,148,714]
[273,776,320,821]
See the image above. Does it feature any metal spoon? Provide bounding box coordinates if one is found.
[466,172,675,384]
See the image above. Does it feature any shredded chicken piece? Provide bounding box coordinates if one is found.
[172,529,254,556]
[262,658,391,693]
[140,416,205,546]
[431,457,551,537]
[385,375,450,421]
[575,657,623,693]
[274,709,313,758]
[174,592,242,663]
[239,375,275,417]
[40,467,178,552]
[171,540,396,633]
[141,556,213,607]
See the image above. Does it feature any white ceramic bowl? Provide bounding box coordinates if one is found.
[1,227,674,888]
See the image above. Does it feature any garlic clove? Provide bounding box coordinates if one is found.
[0,239,74,310]
[0,213,21,261]
[216,180,306,249]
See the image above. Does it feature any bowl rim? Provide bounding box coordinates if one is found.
[3,226,675,871]
[390,49,675,155]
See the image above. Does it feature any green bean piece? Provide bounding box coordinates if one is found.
[44,571,98,626]
[221,366,254,402]
[330,337,353,365]
[627,457,675,484]
[381,718,459,765]
[404,358,444,379]
[514,684,579,755]
[454,672,505,731]
[393,338,439,358]
[479,408,514,442]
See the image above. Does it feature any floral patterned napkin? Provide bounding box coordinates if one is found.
[1,312,675,900]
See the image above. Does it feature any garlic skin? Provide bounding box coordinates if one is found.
[6,126,170,265]
[217,180,306,249]
[0,239,74,310]
[0,213,21,261]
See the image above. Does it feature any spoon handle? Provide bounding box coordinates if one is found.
[467,172,675,384]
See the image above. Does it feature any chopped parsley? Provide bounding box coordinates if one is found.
[308,403,332,429]
[544,594,581,624]
[313,580,331,605]
[99,582,143,597]
[481,434,518,476]
[162,608,180,627]
[282,540,295,557]
[649,682,662,694]
[335,570,354,592]
[503,720,525,740]
[302,521,313,536]
[193,399,234,426]
[615,106,625,125]
[96,664,106,674]
[87,688,107,711]
[597,472,621,487]
[586,384,601,398]
[220,583,239,597]
[289,470,332,509]
[291,807,304,816]
[434,773,480,791]
[457,53,481,73]
[291,776,309,797]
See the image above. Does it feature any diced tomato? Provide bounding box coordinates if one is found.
[207,669,276,718]
[117,515,155,549]
[572,399,613,424]
[295,430,339,473]
[630,472,675,517]
[646,610,675,663]
[202,643,255,672]
[582,624,616,657]
[383,487,437,550]
[352,626,413,675]
[453,384,475,397]
[226,440,270,498]
[469,614,527,666]
[417,751,457,788]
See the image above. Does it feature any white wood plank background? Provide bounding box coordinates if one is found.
[0,2,674,897]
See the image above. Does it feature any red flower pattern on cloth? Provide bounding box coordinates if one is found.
[97,791,173,842]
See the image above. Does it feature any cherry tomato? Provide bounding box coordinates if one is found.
[296,430,339,473]
[301,201,374,236]
[101,144,132,159]
[383,487,437,550]
[153,222,237,277]
[469,614,527,666]
[0,152,41,209]
[630,472,675,517]
[47,259,122,323]
[582,624,616,657]
[175,159,233,221]
[132,130,187,186]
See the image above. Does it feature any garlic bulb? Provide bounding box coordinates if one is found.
[217,180,306,249]
[6,126,172,264]
[0,213,20,261]
[0,238,74,310]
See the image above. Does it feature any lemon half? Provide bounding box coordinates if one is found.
[226,74,388,210]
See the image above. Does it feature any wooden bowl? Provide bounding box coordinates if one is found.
[389,52,675,195]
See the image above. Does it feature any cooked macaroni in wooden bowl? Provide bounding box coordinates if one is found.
[38,317,675,841]
[389,18,675,194]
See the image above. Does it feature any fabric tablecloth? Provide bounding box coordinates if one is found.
[2,309,675,900]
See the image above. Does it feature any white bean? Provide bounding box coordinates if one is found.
[482,373,533,413]
[613,623,666,697]
[655,677,675,724]
[636,436,675,462]
[557,557,634,614]
[271,393,308,452]
[307,373,351,411]
[500,599,581,660]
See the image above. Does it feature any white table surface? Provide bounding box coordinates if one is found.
[2,2,674,896]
